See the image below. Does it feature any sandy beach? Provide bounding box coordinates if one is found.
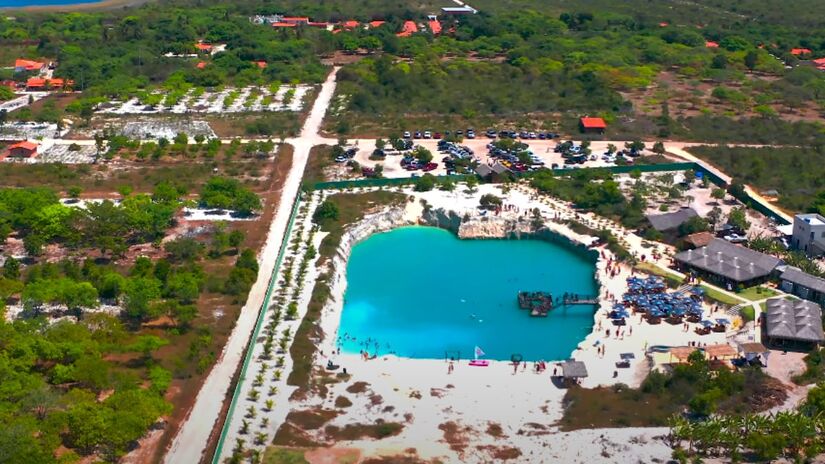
[276,183,746,462]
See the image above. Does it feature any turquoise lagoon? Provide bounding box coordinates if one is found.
[337,226,599,361]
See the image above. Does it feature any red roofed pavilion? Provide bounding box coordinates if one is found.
[428,19,442,35]
[397,21,418,37]
[580,117,607,133]
[791,48,812,56]
[705,41,719,48]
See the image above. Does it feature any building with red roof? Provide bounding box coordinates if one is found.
[254,61,267,69]
[428,19,442,35]
[1,80,16,91]
[397,21,418,37]
[659,22,669,27]
[196,61,207,69]
[580,117,607,133]
[368,20,386,28]
[281,17,309,24]
[791,48,812,56]
[14,59,45,73]
[307,21,329,28]
[342,20,360,29]
[195,42,214,52]
[272,22,297,28]
[25,77,71,90]
[705,41,719,48]
[5,141,38,160]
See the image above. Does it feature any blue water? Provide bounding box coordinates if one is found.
[0,0,101,6]
[338,227,599,361]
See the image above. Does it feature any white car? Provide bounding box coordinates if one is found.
[423,131,432,139]
[403,131,411,139]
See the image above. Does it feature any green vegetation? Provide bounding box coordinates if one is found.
[669,383,825,463]
[793,349,825,385]
[690,146,825,212]
[200,177,262,215]
[563,351,782,429]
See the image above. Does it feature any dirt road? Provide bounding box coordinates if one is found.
[162,67,340,464]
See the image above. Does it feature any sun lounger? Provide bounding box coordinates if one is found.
[469,360,489,367]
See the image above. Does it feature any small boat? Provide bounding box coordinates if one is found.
[469,345,489,367]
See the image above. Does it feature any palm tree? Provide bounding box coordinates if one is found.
[246,406,257,419]
[240,420,250,435]
[265,399,274,411]
[254,432,268,446]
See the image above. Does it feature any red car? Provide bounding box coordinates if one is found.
[422,162,438,172]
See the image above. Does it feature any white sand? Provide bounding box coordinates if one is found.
[275,183,745,463]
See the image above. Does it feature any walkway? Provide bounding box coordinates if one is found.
[163,67,340,464]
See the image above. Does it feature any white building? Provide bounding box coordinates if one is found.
[791,213,825,257]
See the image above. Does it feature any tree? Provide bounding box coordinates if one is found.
[68,186,83,199]
[313,200,339,224]
[414,173,436,192]
[678,216,710,236]
[122,277,162,320]
[165,272,201,304]
[413,146,433,164]
[711,188,726,202]
[652,141,666,155]
[479,194,502,210]
[744,51,758,70]
[3,256,19,279]
[465,176,479,195]
[727,207,751,232]
[164,237,204,262]
[439,178,456,192]
[625,140,646,153]
[228,230,245,249]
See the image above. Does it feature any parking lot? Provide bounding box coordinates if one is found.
[343,137,633,179]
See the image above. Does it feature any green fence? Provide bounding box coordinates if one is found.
[211,192,304,464]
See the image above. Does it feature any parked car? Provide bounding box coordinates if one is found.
[434,132,442,139]
[403,131,412,139]
[486,129,497,138]
[466,130,476,139]
[413,131,422,139]
[423,131,432,139]
[422,162,438,172]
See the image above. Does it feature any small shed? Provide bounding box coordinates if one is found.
[560,360,588,379]
[668,346,698,364]
[6,141,38,159]
[704,344,737,360]
[579,117,607,134]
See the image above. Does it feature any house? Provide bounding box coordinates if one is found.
[397,21,418,37]
[764,298,824,348]
[281,16,309,24]
[272,22,298,28]
[475,162,511,183]
[646,207,698,233]
[14,59,45,73]
[791,48,812,56]
[368,20,386,28]
[673,238,782,288]
[4,141,38,160]
[342,20,360,29]
[26,77,70,90]
[196,61,207,69]
[791,213,825,257]
[428,19,442,35]
[307,21,330,28]
[253,61,267,69]
[441,6,477,15]
[705,41,719,48]
[779,267,825,305]
[579,117,607,133]
[195,42,214,53]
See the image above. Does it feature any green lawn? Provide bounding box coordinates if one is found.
[736,285,780,302]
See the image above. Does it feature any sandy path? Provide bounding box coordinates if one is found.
[162,67,339,464]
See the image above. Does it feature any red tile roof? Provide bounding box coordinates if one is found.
[9,141,38,151]
[254,61,267,69]
[342,20,360,29]
[428,20,442,35]
[397,21,418,37]
[27,77,70,88]
[272,22,297,27]
[813,58,825,65]
[14,59,44,71]
[195,42,213,51]
[196,61,207,69]
[368,20,386,28]
[281,16,309,23]
[658,22,669,27]
[580,117,607,129]
[705,41,719,48]
[791,48,812,55]
[307,21,329,27]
